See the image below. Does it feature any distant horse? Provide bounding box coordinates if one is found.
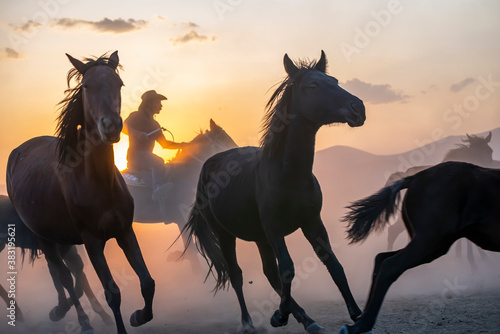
[184,51,365,333]
[341,161,500,334]
[0,195,112,325]
[122,119,237,269]
[7,51,154,334]
[386,133,494,264]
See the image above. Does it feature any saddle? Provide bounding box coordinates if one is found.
[121,169,153,188]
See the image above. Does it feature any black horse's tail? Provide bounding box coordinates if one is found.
[181,164,230,293]
[343,177,411,244]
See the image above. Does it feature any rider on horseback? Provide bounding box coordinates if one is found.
[123,90,188,200]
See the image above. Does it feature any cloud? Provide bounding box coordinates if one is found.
[169,29,217,45]
[450,78,474,92]
[341,78,410,104]
[10,20,43,32]
[52,17,148,34]
[0,48,23,61]
[171,22,199,28]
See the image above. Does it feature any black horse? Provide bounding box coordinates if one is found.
[341,161,500,334]
[0,195,112,325]
[7,52,154,334]
[184,51,365,333]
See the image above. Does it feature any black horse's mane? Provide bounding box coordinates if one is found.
[55,53,122,162]
[259,58,324,159]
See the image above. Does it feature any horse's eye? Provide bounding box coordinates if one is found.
[308,83,318,89]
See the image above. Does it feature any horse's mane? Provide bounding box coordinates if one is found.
[55,53,122,162]
[444,134,492,162]
[260,58,324,159]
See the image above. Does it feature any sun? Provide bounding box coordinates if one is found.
[113,134,129,171]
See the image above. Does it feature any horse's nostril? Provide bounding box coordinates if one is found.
[101,118,112,130]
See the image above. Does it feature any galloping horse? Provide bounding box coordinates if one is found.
[7,51,154,334]
[0,195,112,325]
[123,119,237,269]
[184,51,365,333]
[341,161,500,334]
[385,133,494,266]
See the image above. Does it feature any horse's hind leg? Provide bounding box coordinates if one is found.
[256,241,323,334]
[301,218,361,321]
[1,284,24,321]
[82,233,127,334]
[47,254,72,321]
[344,237,454,334]
[116,229,155,328]
[216,229,254,332]
[63,246,113,325]
[40,240,93,334]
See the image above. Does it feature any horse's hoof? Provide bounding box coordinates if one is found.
[81,329,94,334]
[130,309,153,327]
[49,306,69,322]
[270,310,288,327]
[338,325,373,334]
[338,325,350,334]
[240,324,257,334]
[306,322,325,334]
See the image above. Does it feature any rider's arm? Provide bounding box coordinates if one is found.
[123,117,148,141]
[156,132,187,150]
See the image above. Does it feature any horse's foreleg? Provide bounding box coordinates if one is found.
[256,241,323,334]
[63,245,113,325]
[47,258,72,321]
[82,234,127,334]
[116,229,155,328]
[302,219,361,321]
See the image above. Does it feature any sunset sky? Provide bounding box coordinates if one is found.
[1,0,499,178]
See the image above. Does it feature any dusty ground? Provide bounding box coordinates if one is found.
[1,223,499,334]
[3,288,500,334]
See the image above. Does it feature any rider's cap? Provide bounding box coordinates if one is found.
[141,90,167,102]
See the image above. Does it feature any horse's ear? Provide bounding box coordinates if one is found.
[283,54,298,77]
[66,53,86,74]
[108,51,119,70]
[209,119,218,131]
[314,50,327,73]
[485,131,492,143]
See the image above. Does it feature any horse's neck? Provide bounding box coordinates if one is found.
[81,140,116,185]
[281,116,318,179]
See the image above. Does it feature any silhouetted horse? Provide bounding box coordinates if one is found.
[0,195,112,325]
[340,161,500,334]
[6,51,154,334]
[123,119,237,270]
[184,51,365,333]
[386,133,494,267]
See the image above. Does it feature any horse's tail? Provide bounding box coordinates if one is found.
[0,195,42,265]
[181,162,230,293]
[343,177,411,244]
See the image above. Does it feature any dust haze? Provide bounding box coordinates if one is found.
[1,129,500,333]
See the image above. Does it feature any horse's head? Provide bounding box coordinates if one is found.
[284,50,365,128]
[66,51,124,144]
[171,120,237,164]
[463,132,493,165]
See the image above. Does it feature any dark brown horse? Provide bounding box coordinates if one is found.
[123,119,237,270]
[0,195,112,325]
[184,51,365,333]
[6,52,154,334]
[341,161,500,334]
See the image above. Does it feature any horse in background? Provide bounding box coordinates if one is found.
[341,161,500,334]
[122,119,237,270]
[184,51,365,333]
[386,132,494,268]
[7,51,154,334]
